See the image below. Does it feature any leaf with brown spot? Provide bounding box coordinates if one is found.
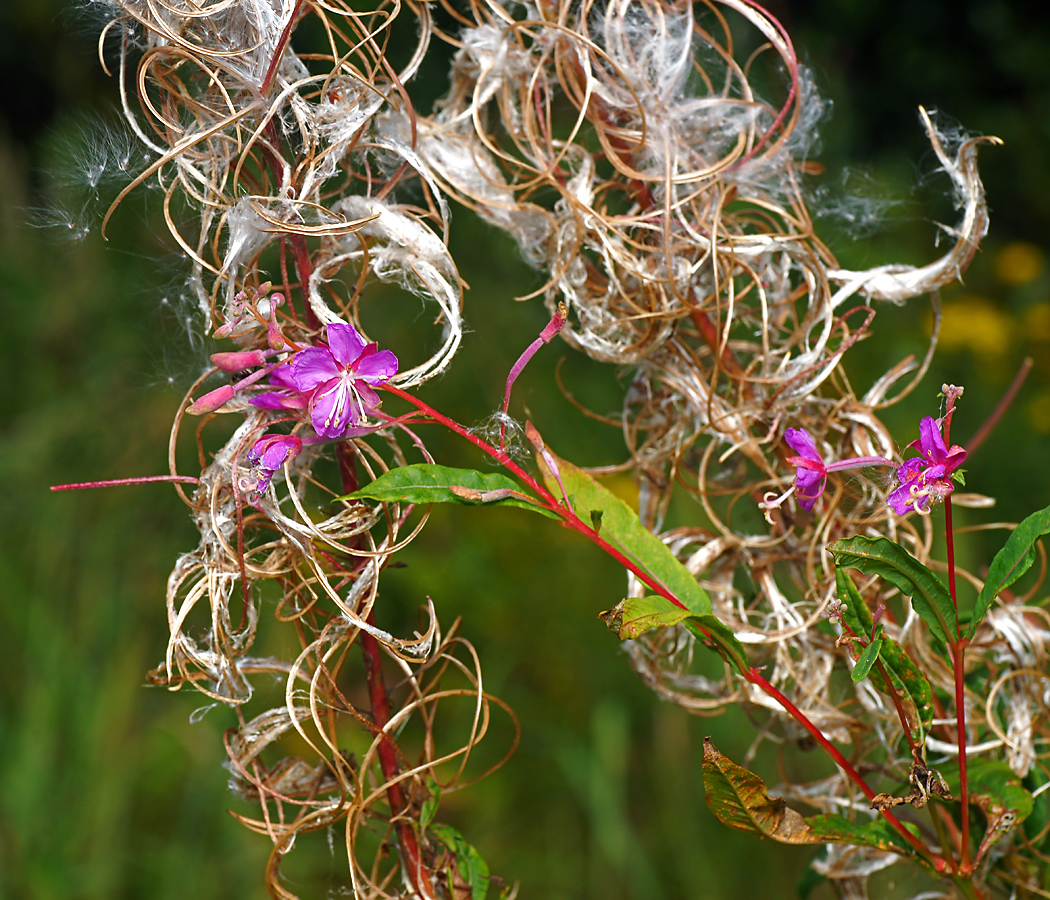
[702,738,823,844]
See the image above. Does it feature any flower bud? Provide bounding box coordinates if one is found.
[211,350,268,371]
[187,384,236,415]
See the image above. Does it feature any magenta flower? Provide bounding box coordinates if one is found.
[784,427,827,511]
[250,363,309,413]
[290,322,398,439]
[886,416,966,515]
[244,433,303,495]
[779,428,896,513]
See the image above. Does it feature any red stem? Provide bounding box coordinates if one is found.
[360,625,435,898]
[260,0,305,96]
[333,441,434,896]
[50,475,200,490]
[382,384,945,867]
[944,496,972,870]
[966,357,1032,456]
[382,385,695,609]
[747,668,941,866]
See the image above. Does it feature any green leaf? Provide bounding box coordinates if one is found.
[600,595,696,640]
[702,738,824,844]
[702,739,920,861]
[942,758,1034,824]
[877,636,934,746]
[851,631,884,683]
[419,781,441,832]
[685,615,750,676]
[967,503,1050,640]
[806,814,921,858]
[834,571,932,745]
[340,464,557,518]
[430,823,491,900]
[835,568,874,639]
[831,536,956,644]
[535,447,711,615]
[601,597,749,675]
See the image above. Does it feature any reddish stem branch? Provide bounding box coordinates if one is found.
[951,636,971,872]
[382,385,695,609]
[747,668,941,867]
[333,440,434,896]
[944,493,972,871]
[260,0,305,96]
[381,384,946,866]
[359,625,435,898]
[50,474,200,490]
[966,357,1032,456]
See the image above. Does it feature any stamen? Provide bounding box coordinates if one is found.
[759,486,796,524]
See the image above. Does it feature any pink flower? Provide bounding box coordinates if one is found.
[290,322,398,439]
[245,433,303,495]
[250,363,309,413]
[784,428,827,511]
[886,416,966,515]
[780,428,896,513]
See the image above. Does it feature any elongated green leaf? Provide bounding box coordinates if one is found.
[600,596,692,639]
[419,781,441,832]
[536,447,711,615]
[702,738,824,844]
[600,596,749,675]
[836,568,874,638]
[967,504,1050,640]
[834,571,932,744]
[807,814,921,858]
[832,536,956,644]
[878,637,934,745]
[851,632,884,683]
[341,464,557,518]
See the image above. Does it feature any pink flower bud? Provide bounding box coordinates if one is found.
[211,350,268,371]
[187,384,236,415]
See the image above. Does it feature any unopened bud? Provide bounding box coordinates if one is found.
[187,383,236,415]
[211,350,268,371]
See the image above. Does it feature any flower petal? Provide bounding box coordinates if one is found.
[326,322,369,367]
[917,416,948,464]
[267,365,299,391]
[253,434,303,470]
[887,458,926,515]
[309,377,353,438]
[292,346,341,391]
[944,445,967,472]
[246,433,303,494]
[886,482,917,515]
[785,427,822,463]
[250,390,308,411]
[354,347,398,383]
[795,470,827,511]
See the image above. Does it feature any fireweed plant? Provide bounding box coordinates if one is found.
[51,0,1050,897]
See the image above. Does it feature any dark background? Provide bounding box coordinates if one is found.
[2,2,1049,898]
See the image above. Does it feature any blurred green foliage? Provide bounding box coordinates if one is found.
[2,1,1049,898]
